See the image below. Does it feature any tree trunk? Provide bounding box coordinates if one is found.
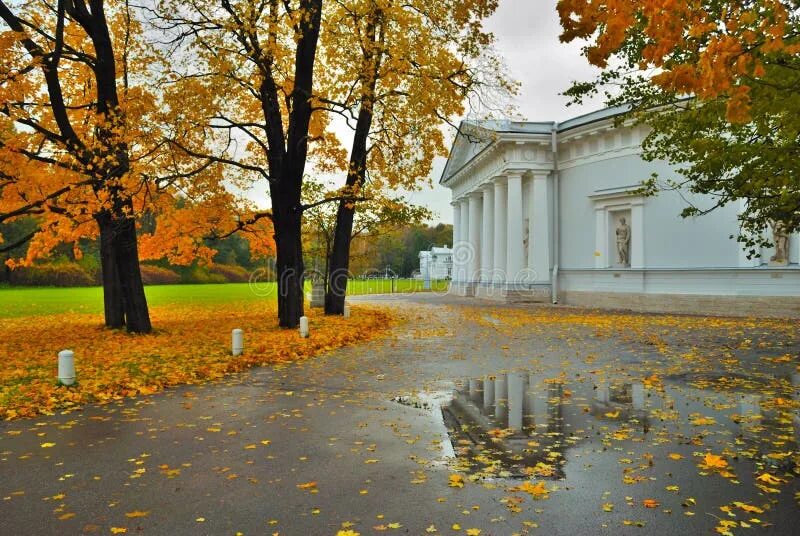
[114,214,151,333]
[97,212,125,329]
[272,202,305,328]
[325,12,382,315]
[324,96,375,315]
[95,207,151,333]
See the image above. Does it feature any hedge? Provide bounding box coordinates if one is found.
[9,262,95,287]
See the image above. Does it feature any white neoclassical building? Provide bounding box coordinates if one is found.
[442,105,800,317]
[419,246,453,280]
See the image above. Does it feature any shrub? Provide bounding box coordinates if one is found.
[9,263,95,287]
[209,264,250,283]
[139,265,181,285]
[182,265,227,284]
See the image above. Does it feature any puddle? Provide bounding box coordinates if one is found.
[392,368,800,529]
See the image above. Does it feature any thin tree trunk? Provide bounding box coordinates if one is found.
[325,13,382,315]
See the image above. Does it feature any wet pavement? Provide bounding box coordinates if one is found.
[1,294,799,535]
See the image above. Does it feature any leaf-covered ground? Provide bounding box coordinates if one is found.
[0,298,395,420]
[0,295,798,535]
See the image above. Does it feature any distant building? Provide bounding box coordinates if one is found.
[419,246,453,280]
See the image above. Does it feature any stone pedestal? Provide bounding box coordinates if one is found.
[310,281,325,308]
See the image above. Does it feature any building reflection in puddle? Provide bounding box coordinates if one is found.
[441,370,799,480]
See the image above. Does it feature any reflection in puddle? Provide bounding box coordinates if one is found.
[440,370,800,487]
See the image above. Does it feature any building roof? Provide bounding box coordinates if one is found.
[440,104,634,185]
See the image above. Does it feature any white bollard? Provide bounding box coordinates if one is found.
[343,305,351,319]
[299,316,309,338]
[232,328,244,356]
[58,349,76,386]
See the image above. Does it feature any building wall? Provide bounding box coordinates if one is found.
[442,113,800,314]
[557,152,742,270]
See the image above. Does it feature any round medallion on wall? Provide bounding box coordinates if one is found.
[523,148,536,161]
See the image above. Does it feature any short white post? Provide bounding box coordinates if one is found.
[343,305,351,319]
[299,316,309,338]
[231,328,244,356]
[58,350,76,386]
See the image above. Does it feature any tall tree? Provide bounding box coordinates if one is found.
[156,0,327,328]
[0,0,154,331]
[321,0,511,313]
[557,0,800,253]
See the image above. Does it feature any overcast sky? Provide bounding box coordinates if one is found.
[405,0,605,225]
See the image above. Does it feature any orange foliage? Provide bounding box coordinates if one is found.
[0,303,395,420]
[557,0,797,121]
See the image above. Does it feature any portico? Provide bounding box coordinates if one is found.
[446,125,556,300]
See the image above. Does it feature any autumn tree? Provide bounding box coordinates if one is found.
[0,0,161,331]
[557,0,800,254]
[302,178,430,282]
[0,1,253,330]
[320,0,512,314]
[154,0,330,328]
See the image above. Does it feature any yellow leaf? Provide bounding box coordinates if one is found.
[449,474,465,488]
[125,510,149,518]
[756,473,783,485]
[466,529,481,536]
[40,442,56,448]
[110,529,128,534]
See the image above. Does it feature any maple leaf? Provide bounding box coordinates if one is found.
[449,474,465,488]
[509,481,549,499]
[700,453,728,469]
[643,499,660,508]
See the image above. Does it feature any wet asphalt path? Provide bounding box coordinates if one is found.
[1,295,799,535]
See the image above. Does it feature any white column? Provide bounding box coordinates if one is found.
[493,178,507,282]
[531,173,551,282]
[458,199,469,281]
[481,186,494,281]
[631,202,644,269]
[452,201,461,280]
[468,193,482,282]
[506,173,525,281]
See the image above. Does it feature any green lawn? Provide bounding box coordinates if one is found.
[0,279,449,318]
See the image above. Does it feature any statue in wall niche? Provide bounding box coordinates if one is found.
[770,220,790,265]
[616,216,631,266]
